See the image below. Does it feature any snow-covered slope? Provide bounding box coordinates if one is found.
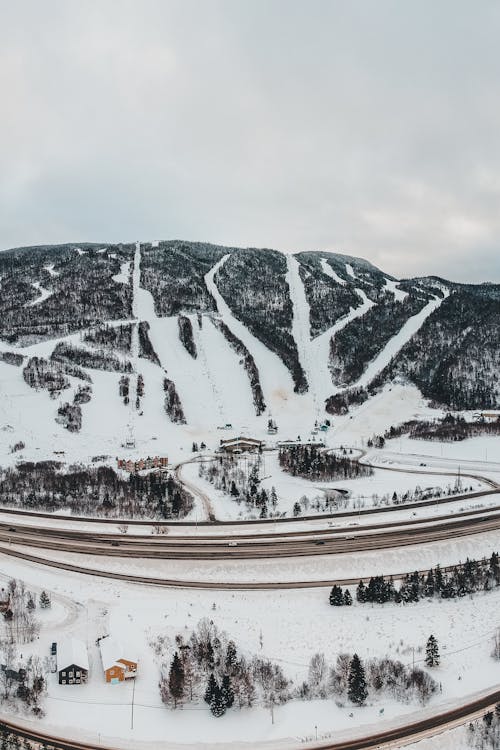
[0,240,497,466]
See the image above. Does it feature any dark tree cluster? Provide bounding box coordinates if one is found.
[0,243,133,344]
[83,323,132,352]
[177,315,197,359]
[23,357,70,396]
[119,375,130,405]
[140,241,229,316]
[279,445,373,481]
[384,413,500,442]
[51,342,132,373]
[0,724,50,748]
[212,318,266,415]
[156,619,291,716]
[328,290,431,387]
[0,351,24,367]
[138,321,161,366]
[374,285,500,409]
[467,703,500,749]
[215,248,308,393]
[56,403,82,433]
[73,384,92,405]
[337,554,500,606]
[163,377,186,424]
[325,387,369,415]
[0,462,193,519]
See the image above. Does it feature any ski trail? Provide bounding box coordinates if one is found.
[25,282,53,307]
[383,277,408,301]
[354,289,450,389]
[133,256,231,427]
[190,317,224,422]
[205,255,297,420]
[286,256,316,409]
[312,288,375,403]
[320,258,346,285]
[128,242,141,431]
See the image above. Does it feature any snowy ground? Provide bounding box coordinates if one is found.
[1,553,499,748]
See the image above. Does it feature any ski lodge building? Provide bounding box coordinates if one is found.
[219,436,263,454]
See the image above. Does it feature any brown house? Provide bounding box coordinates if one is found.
[99,636,138,684]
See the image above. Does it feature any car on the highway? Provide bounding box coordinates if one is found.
[8,527,16,532]
[228,541,238,547]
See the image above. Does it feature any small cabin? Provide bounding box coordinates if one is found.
[57,638,89,685]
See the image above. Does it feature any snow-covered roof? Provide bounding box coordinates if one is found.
[58,638,89,671]
[99,636,137,673]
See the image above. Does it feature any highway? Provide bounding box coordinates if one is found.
[1,503,500,559]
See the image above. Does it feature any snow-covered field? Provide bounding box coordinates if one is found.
[1,552,499,748]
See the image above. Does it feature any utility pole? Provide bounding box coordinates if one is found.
[131,676,136,730]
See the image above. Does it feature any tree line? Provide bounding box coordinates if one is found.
[329,553,500,607]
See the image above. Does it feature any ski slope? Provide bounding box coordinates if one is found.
[354,289,450,389]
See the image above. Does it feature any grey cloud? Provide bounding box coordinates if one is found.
[0,0,499,282]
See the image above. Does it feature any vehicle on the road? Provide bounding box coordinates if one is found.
[110,541,120,547]
[8,527,16,532]
[315,540,325,545]
[228,541,238,547]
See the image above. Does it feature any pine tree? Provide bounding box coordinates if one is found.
[39,590,51,609]
[425,635,440,667]
[221,674,234,708]
[204,672,218,705]
[329,585,344,606]
[26,595,36,611]
[347,654,368,706]
[210,685,226,717]
[344,589,353,606]
[168,652,185,708]
[225,641,238,675]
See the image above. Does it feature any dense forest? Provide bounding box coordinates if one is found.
[0,244,133,344]
[0,462,193,519]
[83,323,132,353]
[177,315,197,358]
[328,289,432,386]
[373,285,500,409]
[384,413,500,442]
[279,445,373,481]
[140,241,229,316]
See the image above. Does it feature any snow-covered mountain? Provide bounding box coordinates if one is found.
[0,240,498,464]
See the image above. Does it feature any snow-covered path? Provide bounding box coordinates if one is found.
[320,257,346,285]
[310,288,375,406]
[25,281,52,307]
[286,256,315,407]
[354,289,450,389]
[205,256,306,427]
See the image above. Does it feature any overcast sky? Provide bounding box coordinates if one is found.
[1,1,499,282]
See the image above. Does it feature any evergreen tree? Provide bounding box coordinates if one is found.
[425,635,440,668]
[225,641,238,675]
[329,585,344,606]
[39,590,51,609]
[210,685,226,717]
[204,672,218,705]
[343,589,353,606]
[356,580,366,603]
[347,654,368,706]
[168,652,185,708]
[221,674,234,708]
